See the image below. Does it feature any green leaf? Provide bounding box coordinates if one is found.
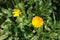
[1,8,12,17]
[0,32,10,40]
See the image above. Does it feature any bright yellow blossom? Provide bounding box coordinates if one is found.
[12,9,21,17]
[32,16,44,28]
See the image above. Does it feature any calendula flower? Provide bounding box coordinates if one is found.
[32,16,44,28]
[12,9,21,17]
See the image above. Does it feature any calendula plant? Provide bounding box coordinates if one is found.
[0,0,60,40]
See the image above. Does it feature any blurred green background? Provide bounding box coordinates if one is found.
[0,0,60,40]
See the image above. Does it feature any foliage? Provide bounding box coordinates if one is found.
[0,0,60,40]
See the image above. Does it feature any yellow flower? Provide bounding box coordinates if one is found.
[12,9,21,17]
[32,16,44,28]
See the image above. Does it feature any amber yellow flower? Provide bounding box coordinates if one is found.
[32,16,44,28]
[12,9,21,17]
